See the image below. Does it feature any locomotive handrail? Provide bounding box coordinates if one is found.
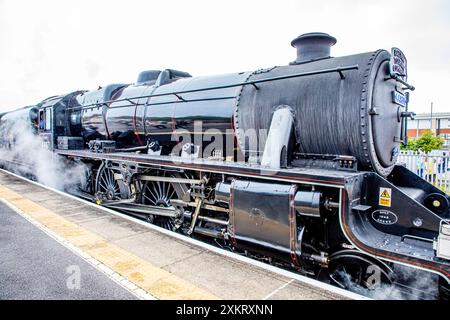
[67,65,359,112]
[384,74,415,91]
[96,96,238,110]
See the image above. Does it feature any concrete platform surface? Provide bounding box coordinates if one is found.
[0,201,136,300]
[0,170,354,300]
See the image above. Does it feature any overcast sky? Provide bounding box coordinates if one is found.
[0,0,449,114]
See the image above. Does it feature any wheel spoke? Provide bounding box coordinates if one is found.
[101,176,108,189]
[104,169,112,187]
[146,184,159,202]
[169,189,175,200]
[99,180,108,191]
[102,168,109,185]
[143,194,157,205]
[168,186,176,201]
[156,181,163,200]
[108,170,115,187]
[150,182,157,200]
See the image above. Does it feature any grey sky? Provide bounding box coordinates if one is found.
[0,0,449,114]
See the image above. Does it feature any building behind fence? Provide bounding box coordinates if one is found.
[397,150,450,194]
[407,112,450,148]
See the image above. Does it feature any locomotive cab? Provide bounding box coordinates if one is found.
[36,91,86,151]
[37,96,60,151]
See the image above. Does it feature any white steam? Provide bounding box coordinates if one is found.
[335,266,440,300]
[0,117,87,191]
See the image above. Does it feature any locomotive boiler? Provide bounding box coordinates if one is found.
[1,32,449,299]
[73,33,409,176]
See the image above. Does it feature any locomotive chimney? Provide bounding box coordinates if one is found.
[290,32,337,64]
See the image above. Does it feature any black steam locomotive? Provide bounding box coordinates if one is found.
[1,33,449,299]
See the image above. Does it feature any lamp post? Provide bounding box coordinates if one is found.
[430,102,434,134]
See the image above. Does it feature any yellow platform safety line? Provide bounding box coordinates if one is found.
[0,185,218,300]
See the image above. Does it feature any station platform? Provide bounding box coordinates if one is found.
[0,169,364,300]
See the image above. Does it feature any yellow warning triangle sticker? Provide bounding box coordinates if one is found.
[380,190,390,198]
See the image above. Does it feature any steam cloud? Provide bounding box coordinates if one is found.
[0,116,87,192]
[335,265,440,300]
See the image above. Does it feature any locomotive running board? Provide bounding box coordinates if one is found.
[55,149,356,188]
[339,170,450,284]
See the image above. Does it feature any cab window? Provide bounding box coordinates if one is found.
[39,110,45,130]
[45,108,51,131]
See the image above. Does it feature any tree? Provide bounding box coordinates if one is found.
[402,130,445,152]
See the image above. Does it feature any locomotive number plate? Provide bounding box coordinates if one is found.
[392,90,407,107]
